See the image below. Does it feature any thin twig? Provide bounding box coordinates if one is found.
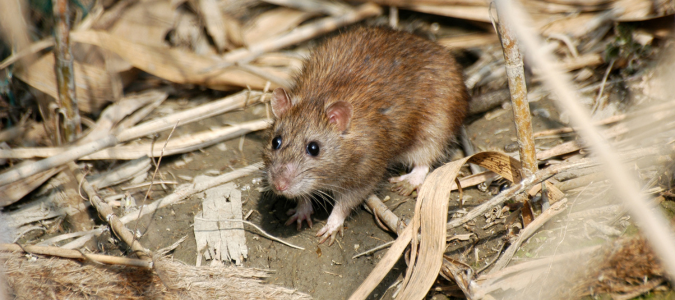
[135,123,178,238]
[352,241,394,259]
[121,181,179,190]
[194,217,304,250]
[591,59,615,114]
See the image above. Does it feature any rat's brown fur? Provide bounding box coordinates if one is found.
[262,27,468,243]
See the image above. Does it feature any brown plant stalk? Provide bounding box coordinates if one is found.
[52,0,81,143]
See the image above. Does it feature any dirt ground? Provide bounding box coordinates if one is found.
[77,85,578,300]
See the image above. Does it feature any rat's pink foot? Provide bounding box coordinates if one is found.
[389,165,430,196]
[285,200,314,231]
[316,209,348,246]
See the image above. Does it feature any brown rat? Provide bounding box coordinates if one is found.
[262,27,469,245]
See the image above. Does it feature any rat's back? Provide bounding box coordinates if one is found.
[291,27,468,168]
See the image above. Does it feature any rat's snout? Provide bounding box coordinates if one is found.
[274,177,290,192]
[269,163,300,195]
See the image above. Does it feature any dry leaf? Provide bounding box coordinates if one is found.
[71,30,273,90]
[14,53,115,113]
[613,0,654,21]
[107,0,176,47]
[223,13,245,47]
[199,0,228,52]
[170,9,216,55]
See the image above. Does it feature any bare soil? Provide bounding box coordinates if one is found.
[86,89,574,300]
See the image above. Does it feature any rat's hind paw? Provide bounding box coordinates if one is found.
[390,180,418,196]
[285,201,314,231]
[389,165,429,196]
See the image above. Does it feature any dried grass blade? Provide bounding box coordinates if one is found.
[198,0,228,52]
[79,90,168,144]
[350,152,524,300]
[437,33,499,50]
[396,156,470,300]
[402,4,490,22]
[0,91,264,160]
[116,90,263,142]
[348,225,413,300]
[491,198,568,271]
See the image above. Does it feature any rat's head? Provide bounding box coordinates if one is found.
[262,87,353,198]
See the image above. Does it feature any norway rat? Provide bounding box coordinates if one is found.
[263,27,469,245]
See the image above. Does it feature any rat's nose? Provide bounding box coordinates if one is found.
[274,178,290,192]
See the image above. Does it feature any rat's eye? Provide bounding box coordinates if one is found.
[306,141,320,156]
[272,136,282,150]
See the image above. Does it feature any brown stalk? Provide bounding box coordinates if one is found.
[494,5,537,178]
[52,0,81,143]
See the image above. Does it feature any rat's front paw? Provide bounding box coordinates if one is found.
[316,217,344,246]
[285,201,314,231]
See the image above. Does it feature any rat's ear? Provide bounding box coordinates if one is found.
[271,88,292,118]
[326,101,353,132]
